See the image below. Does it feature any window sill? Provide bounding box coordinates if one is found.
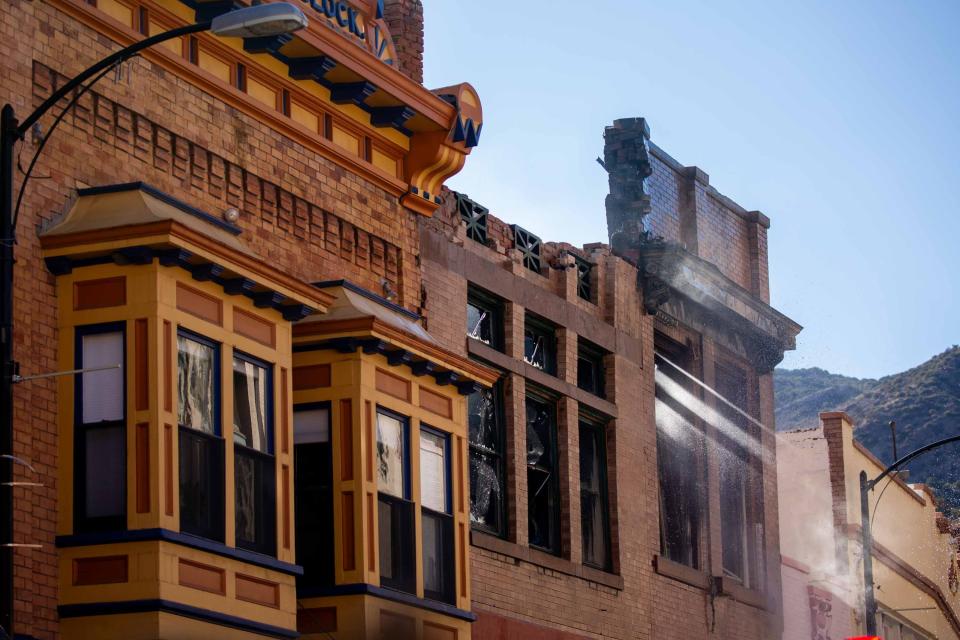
[713,576,767,610]
[652,555,710,590]
[471,530,623,591]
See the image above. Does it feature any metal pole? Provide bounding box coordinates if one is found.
[0,103,18,638]
[860,470,877,636]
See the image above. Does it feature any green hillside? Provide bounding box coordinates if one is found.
[775,347,960,516]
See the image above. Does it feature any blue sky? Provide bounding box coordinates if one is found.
[421,0,960,380]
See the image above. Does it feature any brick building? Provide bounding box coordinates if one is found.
[421,117,801,639]
[0,0,800,638]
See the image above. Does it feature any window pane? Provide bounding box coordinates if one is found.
[524,329,546,370]
[420,430,448,513]
[235,447,276,555]
[468,386,504,533]
[179,428,224,542]
[295,439,333,589]
[467,302,492,345]
[178,336,216,434]
[81,331,123,423]
[470,452,502,532]
[83,425,125,519]
[378,499,394,580]
[376,412,406,499]
[378,495,414,594]
[720,464,747,581]
[422,512,442,592]
[422,510,453,603]
[655,356,703,569]
[715,362,759,586]
[526,397,558,553]
[294,407,330,444]
[580,423,610,570]
[234,356,270,453]
[577,356,597,394]
[468,388,498,451]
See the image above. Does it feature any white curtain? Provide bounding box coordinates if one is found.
[420,431,446,513]
[82,332,123,423]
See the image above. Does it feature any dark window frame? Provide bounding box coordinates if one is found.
[468,381,507,538]
[177,328,225,544]
[525,391,561,556]
[293,401,334,591]
[420,425,455,605]
[73,321,127,533]
[654,336,706,570]
[376,406,416,595]
[577,338,606,398]
[524,313,557,376]
[466,285,503,352]
[232,349,276,557]
[579,418,612,571]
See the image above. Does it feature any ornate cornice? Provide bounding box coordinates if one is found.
[637,237,801,374]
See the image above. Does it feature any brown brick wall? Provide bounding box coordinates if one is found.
[383,0,425,85]
[1,1,423,635]
[646,145,769,297]
[421,177,782,638]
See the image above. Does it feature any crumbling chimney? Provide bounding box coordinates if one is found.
[383,0,424,84]
[602,117,653,261]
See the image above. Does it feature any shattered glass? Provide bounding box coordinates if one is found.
[469,388,504,532]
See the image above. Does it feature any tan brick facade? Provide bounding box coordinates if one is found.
[1,1,799,638]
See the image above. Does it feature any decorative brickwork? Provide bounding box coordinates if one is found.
[31,62,408,303]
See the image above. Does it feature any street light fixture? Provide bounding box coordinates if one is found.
[859,433,960,636]
[0,4,307,636]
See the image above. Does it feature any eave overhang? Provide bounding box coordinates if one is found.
[51,0,483,216]
[294,281,500,394]
[188,0,483,214]
[39,183,333,319]
[638,239,802,373]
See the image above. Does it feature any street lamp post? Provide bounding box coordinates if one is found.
[860,433,960,636]
[0,4,306,636]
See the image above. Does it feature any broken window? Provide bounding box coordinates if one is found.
[715,360,762,589]
[74,323,126,532]
[573,253,593,302]
[293,404,334,590]
[376,408,415,594]
[421,428,454,604]
[526,394,560,554]
[577,338,606,398]
[178,330,225,544]
[469,383,505,536]
[654,344,704,569]
[233,352,276,556]
[524,314,557,375]
[467,285,502,350]
[579,419,611,570]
